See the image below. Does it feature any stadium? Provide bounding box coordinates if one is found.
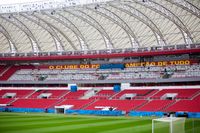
[0,0,200,133]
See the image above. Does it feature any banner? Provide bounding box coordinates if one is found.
[49,64,100,70]
[48,60,191,69]
[125,60,190,67]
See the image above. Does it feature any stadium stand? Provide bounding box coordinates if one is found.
[151,89,199,99]
[85,99,147,112]
[28,90,69,99]
[0,89,34,98]
[112,89,155,99]
[165,99,200,112]
[57,99,93,110]
[63,90,87,99]
[0,0,199,119]
[6,64,200,81]
[0,98,14,105]
[90,90,117,100]
[9,99,60,109]
[136,100,175,111]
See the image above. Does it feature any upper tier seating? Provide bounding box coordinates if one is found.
[29,90,69,99]
[0,65,6,74]
[136,100,174,111]
[10,99,60,109]
[0,66,19,80]
[6,64,200,81]
[151,89,199,99]
[0,89,34,98]
[57,99,92,109]
[85,99,146,112]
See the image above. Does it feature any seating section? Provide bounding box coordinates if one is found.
[29,90,69,99]
[0,65,6,74]
[63,90,87,99]
[6,64,200,81]
[0,66,19,80]
[0,88,199,113]
[136,100,174,111]
[85,100,146,112]
[10,99,60,109]
[0,89,34,98]
[165,99,200,112]
[151,89,199,99]
[90,90,116,99]
[0,98,14,104]
[57,99,92,109]
[113,89,154,99]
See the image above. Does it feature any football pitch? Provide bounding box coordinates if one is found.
[0,112,199,133]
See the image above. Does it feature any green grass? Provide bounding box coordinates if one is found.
[0,112,199,133]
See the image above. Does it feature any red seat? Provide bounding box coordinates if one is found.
[85,99,146,112]
[10,99,60,109]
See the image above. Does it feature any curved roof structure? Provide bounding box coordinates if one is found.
[0,0,200,53]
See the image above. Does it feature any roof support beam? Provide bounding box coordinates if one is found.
[134,0,193,44]
[44,12,89,50]
[110,3,167,46]
[65,9,114,49]
[0,24,17,53]
[1,15,41,52]
[86,5,140,48]
[166,0,200,19]
[25,12,77,51]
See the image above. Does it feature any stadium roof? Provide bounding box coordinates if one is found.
[0,0,199,53]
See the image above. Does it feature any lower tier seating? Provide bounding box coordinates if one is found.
[165,99,200,112]
[85,100,146,112]
[136,100,174,111]
[0,98,14,104]
[57,99,92,110]
[9,99,60,109]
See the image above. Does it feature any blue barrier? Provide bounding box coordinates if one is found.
[65,110,124,116]
[129,111,164,117]
[8,108,45,113]
[0,107,6,112]
[100,64,124,69]
[47,108,55,113]
[187,112,200,118]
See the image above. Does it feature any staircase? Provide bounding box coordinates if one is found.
[133,100,150,110]
[148,89,161,99]
[80,89,96,99]
[7,98,18,105]
[0,66,11,77]
[109,91,121,99]
[50,99,65,108]
[191,90,200,100]
[59,91,70,99]
[81,99,98,110]
[25,90,37,98]
[161,100,179,112]
[0,66,19,80]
